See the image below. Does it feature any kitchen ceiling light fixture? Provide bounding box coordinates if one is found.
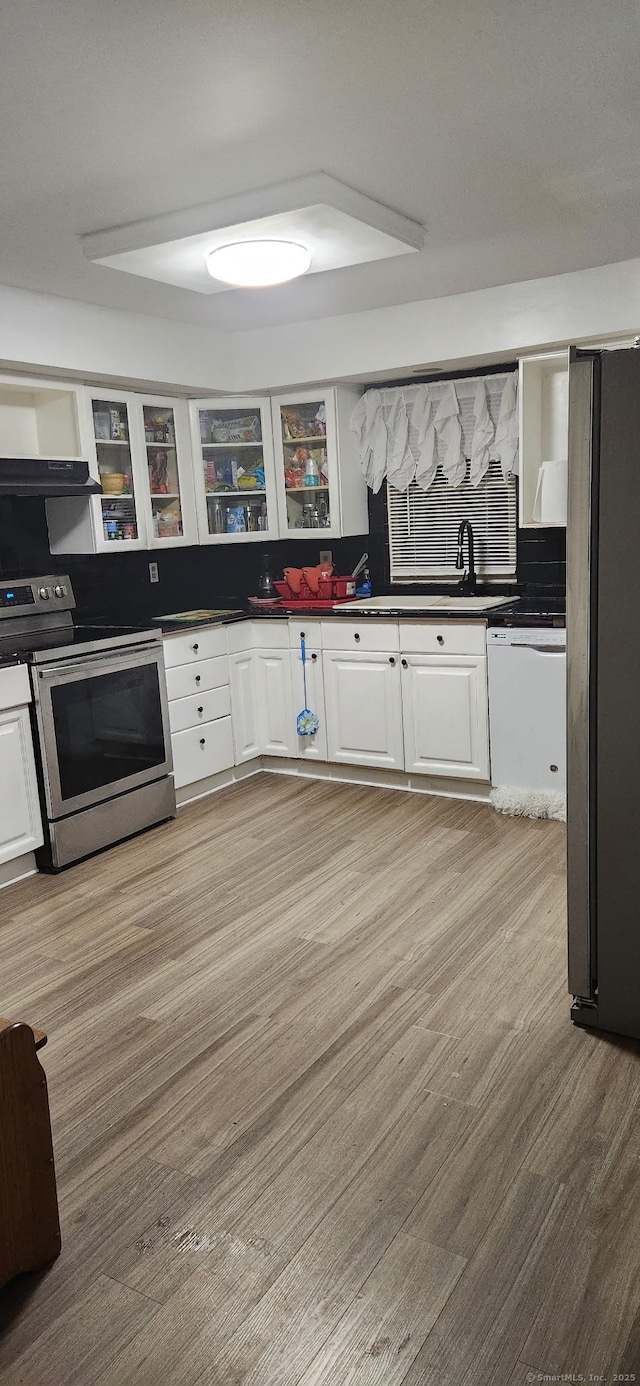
[206,239,311,287]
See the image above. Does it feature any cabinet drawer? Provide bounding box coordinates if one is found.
[168,685,230,733]
[163,626,228,668]
[0,663,31,712]
[321,620,399,652]
[165,655,228,701]
[289,618,323,650]
[399,622,486,655]
[171,716,234,789]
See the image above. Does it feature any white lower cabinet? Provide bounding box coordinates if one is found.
[0,704,44,864]
[322,649,404,770]
[401,652,490,780]
[229,647,296,761]
[229,651,260,763]
[290,646,327,761]
[254,649,296,758]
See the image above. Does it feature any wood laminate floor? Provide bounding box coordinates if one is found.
[0,773,638,1385]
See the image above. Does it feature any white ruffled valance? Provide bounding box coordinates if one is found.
[351,372,518,492]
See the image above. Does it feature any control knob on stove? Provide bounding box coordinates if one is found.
[38,586,51,600]
[53,584,66,598]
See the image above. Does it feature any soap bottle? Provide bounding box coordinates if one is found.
[356,566,372,598]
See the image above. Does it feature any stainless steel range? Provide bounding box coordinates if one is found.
[0,574,176,870]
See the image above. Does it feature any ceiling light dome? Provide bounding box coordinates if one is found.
[206,240,311,287]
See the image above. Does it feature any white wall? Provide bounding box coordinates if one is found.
[232,258,640,390]
[1,257,640,396]
[0,284,233,393]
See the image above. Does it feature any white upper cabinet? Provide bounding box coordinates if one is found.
[519,351,569,528]
[137,395,197,548]
[189,397,279,544]
[271,386,368,539]
[0,375,86,462]
[47,388,197,553]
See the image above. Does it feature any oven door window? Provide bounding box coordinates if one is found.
[50,663,166,802]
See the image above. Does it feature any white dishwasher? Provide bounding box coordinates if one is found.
[487,627,566,795]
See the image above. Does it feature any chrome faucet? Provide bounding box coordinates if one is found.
[455,519,477,594]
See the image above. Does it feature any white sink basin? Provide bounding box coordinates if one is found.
[338,595,515,613]
[430,596,514,610]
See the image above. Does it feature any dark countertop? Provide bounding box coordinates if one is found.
[153,594,566,633]
[152,609,248,634]
[0,652,21,669]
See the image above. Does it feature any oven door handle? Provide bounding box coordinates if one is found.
[35,644,163,679]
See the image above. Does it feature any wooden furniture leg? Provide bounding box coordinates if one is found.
[0,1020,61,1290]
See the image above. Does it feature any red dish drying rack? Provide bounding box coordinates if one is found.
[273,576,357,609]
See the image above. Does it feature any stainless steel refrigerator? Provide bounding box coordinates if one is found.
[568,344,640,1039]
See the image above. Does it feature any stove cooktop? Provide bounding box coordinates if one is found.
[0,622,158,662]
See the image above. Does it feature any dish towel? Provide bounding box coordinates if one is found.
[469,379,494,485]
[494,374,519,480]
[435,381,466,486]
[412,388,438,490]
[385,390,415,491]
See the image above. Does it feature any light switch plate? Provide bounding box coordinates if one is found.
[319,550,332,564]
[149,561,159,583]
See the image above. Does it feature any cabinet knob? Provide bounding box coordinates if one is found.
[354,633,360,642]
[195,674,201,684]
[199,737,206,746]
[192,642,199,652]
[437,634,444,645]
[550,764,558,773]
[311,652,318,662]
[401,658,408,668]
[197,705,204,714]
[389,656,396,665]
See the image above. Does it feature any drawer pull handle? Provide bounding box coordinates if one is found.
[389,656,396,666]
[197,706,204,714]
[199,737,206,746]
[354,633,360,642]
[401,658,408,668]
[195,675,201,684]
[192,642,199,652]
[311,652,318,662]
[437,635,444,645]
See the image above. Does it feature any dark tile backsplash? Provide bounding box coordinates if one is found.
[0,488,565,621]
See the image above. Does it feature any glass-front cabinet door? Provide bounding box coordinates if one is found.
[271,390,339,538]
[189,397,278,544]
[91,394,142,546]
[138,396,196,548]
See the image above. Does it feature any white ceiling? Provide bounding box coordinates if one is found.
[1,0,640,335]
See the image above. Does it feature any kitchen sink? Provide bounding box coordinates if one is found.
[430,596,515,610]
[338,594,515,613]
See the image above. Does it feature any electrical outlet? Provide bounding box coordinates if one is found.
[319,549,332,565]
[149,561,159,583]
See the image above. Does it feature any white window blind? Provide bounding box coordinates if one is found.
[388,458,517,582]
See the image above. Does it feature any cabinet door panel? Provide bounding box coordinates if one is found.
[254,650,295,757]
[189,397,279,545]
[290,648,326,761]
[229,651,260,763]
[322,651,403,769]
[0,707,44,863]
[401,653,489,780]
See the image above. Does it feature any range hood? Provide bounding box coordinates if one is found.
[0,458,102,497]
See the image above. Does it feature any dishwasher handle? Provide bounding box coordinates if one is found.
[509,642,566,654]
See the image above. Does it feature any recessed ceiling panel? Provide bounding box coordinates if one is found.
[81,173,424,294]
